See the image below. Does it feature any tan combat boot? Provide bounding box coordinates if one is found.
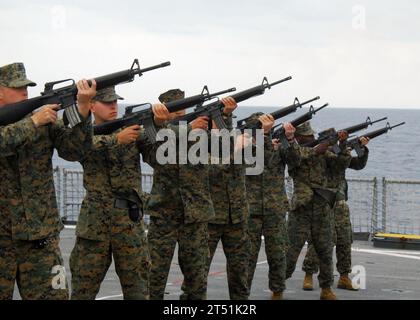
[302,273,314,291]
[337,274,359,291]
[271,291,283,300]
[320,287,337,300]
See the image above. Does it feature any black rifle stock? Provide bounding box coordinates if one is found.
[0,60,170,127]
[94,86,236,143]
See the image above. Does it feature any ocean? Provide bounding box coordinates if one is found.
[54,106,419,181]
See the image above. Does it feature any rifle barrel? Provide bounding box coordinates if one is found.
[209,87,236,98]
[138,61,171,73]
[371,117,388,125]
[268,76,292,87]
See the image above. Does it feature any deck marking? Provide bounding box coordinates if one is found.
[352,248,420,260]
[96,294,123,300]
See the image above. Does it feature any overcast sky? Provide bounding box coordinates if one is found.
[1,0,419,108]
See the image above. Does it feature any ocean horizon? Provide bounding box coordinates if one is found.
[54,106,419,181]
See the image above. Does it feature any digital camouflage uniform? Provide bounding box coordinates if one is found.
[0,118,39,156]
[146,89,215,300]
[246,119,301,295]
[0,62,92,300]
[286,122,351,289]
[206,113,251,300]
[70,87,151,300]
[302,147,369,276]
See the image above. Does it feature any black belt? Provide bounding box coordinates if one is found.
[29,237,56,249]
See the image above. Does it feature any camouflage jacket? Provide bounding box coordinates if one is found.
[144,124,215,224]
[76,129,150,241]
[208,163,248,225]
[0,117,37,156]
[245,137,301,216]
[208,114,249,225]
[0,116,92,240]
[288,146,352,209]
[335,146,369,201]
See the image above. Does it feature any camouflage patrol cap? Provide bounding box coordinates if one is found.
[158,89,185,103]
[247,112,265,122]
[0,62,37,88]
[295,121,315,136]
[92,86,124,103]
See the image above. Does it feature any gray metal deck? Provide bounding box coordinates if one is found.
[13,227,419,300]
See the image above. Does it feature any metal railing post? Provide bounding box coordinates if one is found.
[382,177,387,233]
[63,169,68,221]
[371,177,378,234]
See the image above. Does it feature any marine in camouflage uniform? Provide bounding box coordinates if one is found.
[302,144,369,289]
[245,113,300,299]
[0,63,41,155]
[206,105,254,300]
[70,87,152,300]
[0,63,93,300]
[146,89,214,300]
[285,122,351,300]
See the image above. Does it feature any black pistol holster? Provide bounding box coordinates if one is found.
[313,188,337,209]
[114,198,143,223]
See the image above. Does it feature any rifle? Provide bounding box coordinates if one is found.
[93,86,236,143]
[273,103,328,148]
[341,116,388,134]
[236,96,320,134]
[0,59,170,127]
[304,116,389,152]
[346,122,405,157]
[171,76,292,129]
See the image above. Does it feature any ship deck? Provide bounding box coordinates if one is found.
[13,227,420,300]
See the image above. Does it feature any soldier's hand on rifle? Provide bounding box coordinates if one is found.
[191,116,209,130]
[338,130,348,142]
[283,122,296,140]
[117,125,141,145]
[221,97,238,115]
[234,133,252,152]
[152,103,170,126]
[360,137,370,146]
[314,143,329,155]
[76,79,97,118]
[31,104,60,127]
[272,139,280,150]
[258,114,275,134]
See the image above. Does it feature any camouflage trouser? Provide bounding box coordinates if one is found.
[302,201,353,275]
[207,221,250,300]
[247,214,287,294]
[70,221,150,300]
[286,195,334,288]
[0,235,69,300]
[148,213,209,300]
